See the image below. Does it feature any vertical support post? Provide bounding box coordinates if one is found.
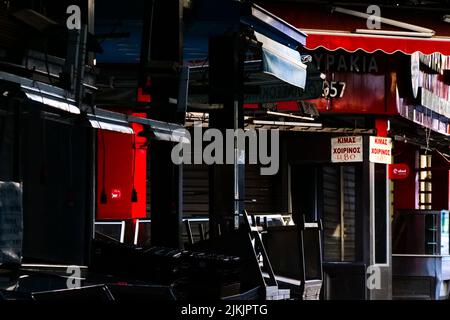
[90,127,96,240]
[140,0,184,248]
[208,33,245,236]
[12,99,21,182]
[369,161,376,268]
[75,25,88,110]
[367,136,392,300]
[281,138,291,214]
[340,166,345,262]
[355,136,372,300]
[87,0,95,65]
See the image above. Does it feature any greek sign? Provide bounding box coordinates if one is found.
[331,136,363,163]
[369,136,392,165]
[388,163,410,180]
[244,78,324,104]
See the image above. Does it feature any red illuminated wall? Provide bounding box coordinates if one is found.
[97,115,147,220]
[393,144,450,211]
[393,142,417,210]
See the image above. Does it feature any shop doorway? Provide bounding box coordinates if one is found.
[291,164,358,262]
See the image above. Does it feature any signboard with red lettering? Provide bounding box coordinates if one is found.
[388,164,410,180]
[331,136,363,163]
[369,136,393,165]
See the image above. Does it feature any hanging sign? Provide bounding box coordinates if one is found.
[369,136,393,164]
[388,164,410,180]
[331,136,363,163]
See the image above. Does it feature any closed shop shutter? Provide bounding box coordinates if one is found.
[245,165,280,214]
[183,164,209,217]
[322,166,356,262]
[182,164,281,217]
[343,166,356,262]
[322,166,341,261]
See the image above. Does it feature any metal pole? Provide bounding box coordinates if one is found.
[234,99,240,229]
[140,0,184,248]
[340,166,345,261]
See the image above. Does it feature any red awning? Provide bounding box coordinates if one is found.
[258,2,450,56]
[305,31,450,55]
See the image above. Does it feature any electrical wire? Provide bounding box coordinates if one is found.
[68,125,73,189]
[422,106,432,154]
[435,149,450,163]
[40,112,47,185]
[100,122,107,204]
[44,36,53,86]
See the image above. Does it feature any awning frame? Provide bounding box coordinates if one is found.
[305,30,450,55]
[89,108,190,143]
[240,3,307,49]
[0,70,80,114]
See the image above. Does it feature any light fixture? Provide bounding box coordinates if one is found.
[333,6,435,38]
[252,120,323,128]
[266,110,316,121]
[444,15,450,23]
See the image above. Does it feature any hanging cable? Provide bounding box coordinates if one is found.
[40,112,47,185]
[424,108,432,154]
[66,125,75,208]
[100,127,107,204]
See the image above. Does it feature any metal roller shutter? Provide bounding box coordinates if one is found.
[322,166,356,262]
[182,164,281,217]
[322,166,341,261]
[183,164,209,217]
[245,165,280,214]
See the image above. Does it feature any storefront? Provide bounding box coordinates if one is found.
[90,0,326,300]
[0,70,94,266]
[234,1,450,300]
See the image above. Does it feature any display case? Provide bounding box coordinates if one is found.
[392,210,450,300]
[393,210,450,255]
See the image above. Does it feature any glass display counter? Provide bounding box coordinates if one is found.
[392,210,450,300]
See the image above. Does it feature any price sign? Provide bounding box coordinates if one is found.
[369,136,393,165]
[331,136,363,163]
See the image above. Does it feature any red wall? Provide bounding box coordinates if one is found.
[393,142,417,210]
[393,144,450,211]
[96,117,147,220]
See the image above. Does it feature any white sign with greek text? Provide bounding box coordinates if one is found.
[369,136,392,164]
[331,136,363,163]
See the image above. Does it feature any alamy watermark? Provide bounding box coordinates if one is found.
[367,265,382,290]
[171,123,280,176]
[64,264,382,290]
[367,5,382,30]
[66,5,81,30]
[66,265,81,289]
